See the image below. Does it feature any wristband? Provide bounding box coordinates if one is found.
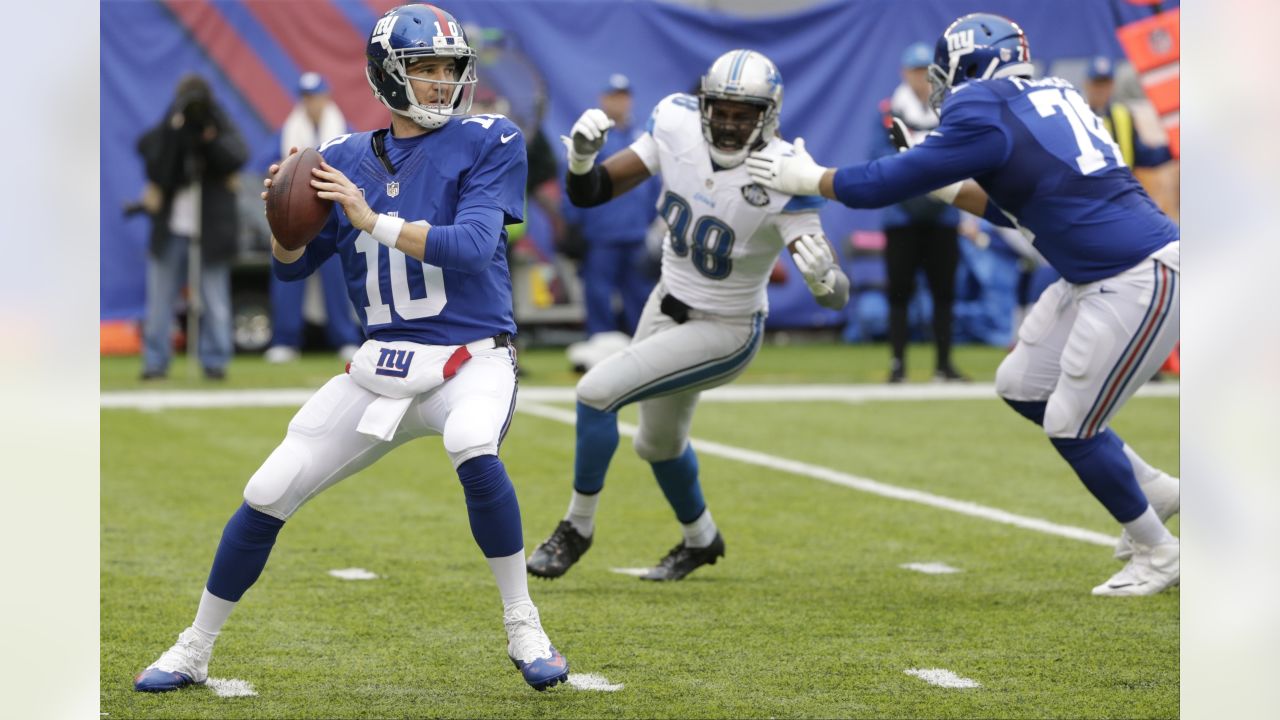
[567,151,597,175]
[929,182,962,204]
[371,213,405,248]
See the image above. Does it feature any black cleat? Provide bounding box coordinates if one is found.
[933,366,970,383]
[640,532,725,581]
[527,521,592,579]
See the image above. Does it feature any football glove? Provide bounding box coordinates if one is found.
[791,233,838,297]
[561,108,614,175]
[745,137,827,196]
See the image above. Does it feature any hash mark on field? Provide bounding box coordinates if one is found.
[207,678,257,697]
[610,567,652,577]
[328,567,378,580]
[905,668,981,688]
[568,673,624,691]
[900,562,962,574]
[516,402,1116,548]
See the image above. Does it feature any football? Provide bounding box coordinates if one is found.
[266,147,332,251]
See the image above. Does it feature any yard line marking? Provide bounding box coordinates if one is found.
[567,673,625,691]
[516,401,1116,548]
[904,668,981,688]
[328,567,378,580]
[610,567,652,577]
[207,678,257,697]
[99,382,1176,410]
[900,562,962,574]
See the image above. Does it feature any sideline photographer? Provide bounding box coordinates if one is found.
[135,73,247,380]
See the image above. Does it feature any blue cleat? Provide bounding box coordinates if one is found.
[133,627,212,693]
[504,602,569,691]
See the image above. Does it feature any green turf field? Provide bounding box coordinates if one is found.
[101,343,1178,718]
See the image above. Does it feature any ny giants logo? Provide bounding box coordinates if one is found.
[946,29,975,53]
[374,348,415,378]
[371,15,398,49]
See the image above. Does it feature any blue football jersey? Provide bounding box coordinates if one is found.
[832,76,1178,283]
[273,113,526,345]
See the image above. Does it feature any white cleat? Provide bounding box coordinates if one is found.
[1093,539,1179,597]
[264,346,300,364]
[1115,473,1180,561]
[504,602,568,691]
[133,627,214,692]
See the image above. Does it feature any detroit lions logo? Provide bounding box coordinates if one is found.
[741,183,770,207]
[374,348,414,378]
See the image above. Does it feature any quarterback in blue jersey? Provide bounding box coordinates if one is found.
[748,13,1180,596]
[133,4,569,694]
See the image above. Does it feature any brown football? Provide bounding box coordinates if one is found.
[266,147,332,251]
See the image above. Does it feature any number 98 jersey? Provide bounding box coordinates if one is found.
[629,93,825,315]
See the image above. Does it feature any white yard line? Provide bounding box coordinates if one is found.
[609,567,653,577]
[206,678,257,697]
[328,568,378,580]
[516,401,1116,548]
[100,382,1177,410]
[900,562,962,575]
[567,673,625,691]
[904,668,981,689]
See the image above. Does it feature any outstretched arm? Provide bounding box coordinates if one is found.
[563,108,654,207]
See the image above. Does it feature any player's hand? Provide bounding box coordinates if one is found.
[790,233,838,297]
[746,137,828,196]
[561,108,613,175]
[260,146,300,207]
[888,117,913,153]
[311,160,377,232]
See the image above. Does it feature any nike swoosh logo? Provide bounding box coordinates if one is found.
[501,132,518,144]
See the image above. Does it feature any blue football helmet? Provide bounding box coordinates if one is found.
[365,3,477,130]
[928,13,1033,112]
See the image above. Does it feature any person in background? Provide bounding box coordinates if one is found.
[264,72,363,363]
[561,74,661,343]
[137,73,248,381]
[876,43,968,384]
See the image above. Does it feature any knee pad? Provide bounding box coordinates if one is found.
[633,429,686,463]
[443,400,504,467]
[994,351,1027,400]
[243,440,307,520]
[575,369,619,411]
[1044,392,1089,439]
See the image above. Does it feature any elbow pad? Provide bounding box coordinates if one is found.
[565,165,614,208]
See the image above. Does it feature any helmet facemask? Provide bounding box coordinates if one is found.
[700,97,770,167]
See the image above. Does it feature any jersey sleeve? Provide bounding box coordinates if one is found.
[628,132,660,175]
[457,118,528,225]
[832,86,1012,209]
[772,209,825,244]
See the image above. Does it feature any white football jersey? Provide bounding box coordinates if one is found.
[629,93,825,315]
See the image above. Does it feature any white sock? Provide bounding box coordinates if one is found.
[681,509,718,549]
[1123,444,1180,518]
[487,550,532,611]
[1123,505,1176,547]
[192,588,236,640]
[565,491,600,537]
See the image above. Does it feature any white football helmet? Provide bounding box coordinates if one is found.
[699,49,783,168]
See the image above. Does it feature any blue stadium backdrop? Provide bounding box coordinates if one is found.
[101,0,1174,330]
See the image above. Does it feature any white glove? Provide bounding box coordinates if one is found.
[560,108,614,175]
[889,117,962,203]
[745,137,828,196]
[791,233,838,297]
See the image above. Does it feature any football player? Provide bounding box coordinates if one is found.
[526,50,849,582]
[746,13,1180,596]
[133,3,569,693]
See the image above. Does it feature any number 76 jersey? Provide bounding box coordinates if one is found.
[629,93,825,315]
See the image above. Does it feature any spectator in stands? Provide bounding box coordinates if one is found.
[136,73,247,380]
[561,74,660,340]
[1083,56,1177,219]
[874,44,967,383]
[264,72,363,364]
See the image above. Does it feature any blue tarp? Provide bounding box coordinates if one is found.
[101,0,1169,329]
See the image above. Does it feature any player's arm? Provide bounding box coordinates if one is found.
[563,109,655,207]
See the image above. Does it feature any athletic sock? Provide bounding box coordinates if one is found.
[486,550,532,610]
[205,502,285,603]
[564,490,600,537]
[456,455,523,559]
[574,402,620,494]
[1123,505,1176,547]
[192,589,236,639]
[1050,429,1147,523]
[651,444,706,525]
[681,508,718,549]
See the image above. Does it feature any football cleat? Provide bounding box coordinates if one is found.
[1092,539,1179,597]
[504,602,569,691]
[641,532,725,581]
[133,627,213,692]
[1115,473,1181,561]
[527,520,592,579]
